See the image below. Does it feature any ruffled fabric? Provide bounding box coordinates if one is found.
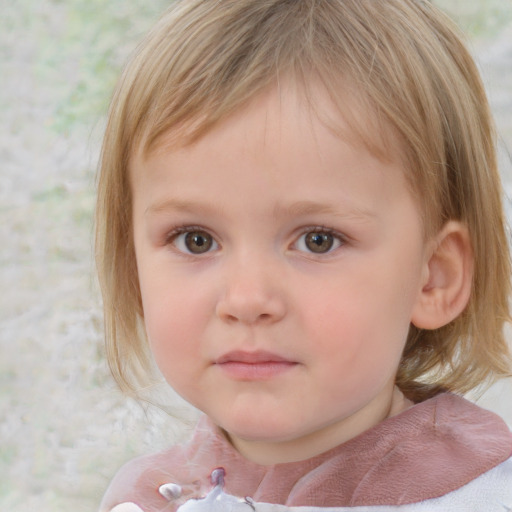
[100,393,512,512]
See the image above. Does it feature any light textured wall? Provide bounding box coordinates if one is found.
[1,2,511,511]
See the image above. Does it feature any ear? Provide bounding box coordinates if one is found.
[411,221,473,330]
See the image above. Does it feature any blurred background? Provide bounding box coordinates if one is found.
[0,1,511,511]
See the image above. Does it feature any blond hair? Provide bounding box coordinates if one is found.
[96,0,511,402]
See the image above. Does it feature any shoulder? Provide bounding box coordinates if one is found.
[99,416,223,512]
[391,455,512,510]
[391,394,512,490]
[292,393,512,507]
[98,446,187,512]
[423,393,512,462]
[407,455,512,510]
[369,393,512,503]
[265,457,512,511]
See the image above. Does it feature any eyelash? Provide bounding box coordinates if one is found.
[165,226,219,255]
[294,226,346,254]
[164,225,346,256]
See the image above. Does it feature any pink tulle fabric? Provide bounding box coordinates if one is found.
[100,394,512,512]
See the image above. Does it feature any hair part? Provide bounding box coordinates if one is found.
[96,0,511,402]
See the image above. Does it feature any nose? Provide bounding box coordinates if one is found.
[215,256,287,325]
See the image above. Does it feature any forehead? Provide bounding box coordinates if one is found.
[135,79,406,172]
[130,83,415,227]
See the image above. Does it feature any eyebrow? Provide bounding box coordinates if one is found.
[145,199,218,216]
[146,197,376,222]
[274,200,376,220]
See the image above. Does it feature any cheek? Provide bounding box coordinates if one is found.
[311,300,402,366]
[139,277,208,364]
[143,296,206,396]
[305,296,407,405]
[300,266,415,369]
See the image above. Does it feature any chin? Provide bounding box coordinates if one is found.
[219,412,311,444]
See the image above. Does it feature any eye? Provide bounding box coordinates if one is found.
[295,229,343,254]
[171,229,218,255]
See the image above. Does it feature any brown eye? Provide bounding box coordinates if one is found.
[304,232,335,253]
[170,227,219,255]
[184,231,214,254]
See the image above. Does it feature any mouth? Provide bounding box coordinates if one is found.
[214,350,298,380]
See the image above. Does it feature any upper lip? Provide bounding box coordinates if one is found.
[215,350,294,364]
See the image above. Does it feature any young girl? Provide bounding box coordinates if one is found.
[95,1,512,510]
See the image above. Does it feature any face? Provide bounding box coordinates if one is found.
[131,85,431,464]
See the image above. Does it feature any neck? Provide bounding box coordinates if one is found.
[225,386,413,466]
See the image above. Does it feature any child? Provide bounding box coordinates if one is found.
[95,0,512,510]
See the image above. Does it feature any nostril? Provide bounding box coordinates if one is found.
[215,285,286,325]
[225,314,239,323]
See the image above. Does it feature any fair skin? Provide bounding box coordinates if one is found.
[131,84,469,465]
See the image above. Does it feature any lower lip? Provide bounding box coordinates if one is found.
[216,361,297,380]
